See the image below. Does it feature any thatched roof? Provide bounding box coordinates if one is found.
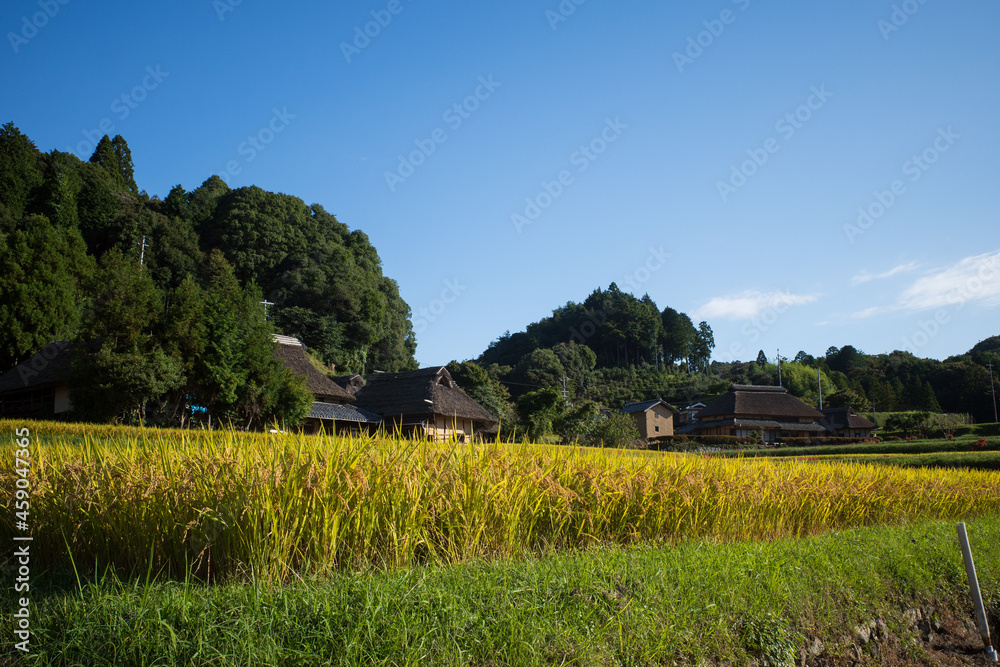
[621,398,678,415]
[352,367,497,425]
[697,384,824,420]
[331,374,366,395]
[272,336,354,403]
[0,342,74,394]
[820,407,876,431]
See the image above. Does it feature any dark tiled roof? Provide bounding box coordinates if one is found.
[273,337,354,403]
[620,398,678,415]
[697,384,824,420]
[352,367,497,425]
[0,342,74,393]
[821,407,876,430]
[308,401,382,423]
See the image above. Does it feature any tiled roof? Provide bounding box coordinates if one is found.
[308,401,382,423]
[620,398,678,415]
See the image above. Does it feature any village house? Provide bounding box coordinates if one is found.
[272,335,382,435]
[678,384,827,442]
[350,366,497,441]
[820,406,876,439]
[620,398,678,439]
[675,402,706,430]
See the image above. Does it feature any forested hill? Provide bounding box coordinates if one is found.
[456,286,998,430]
[478,284,713,373]
[0,122,416,377]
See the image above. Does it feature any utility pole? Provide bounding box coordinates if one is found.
[777,348,782,387]
[989,361,998,423]
[261,299,274,322]
[136,235,150,268]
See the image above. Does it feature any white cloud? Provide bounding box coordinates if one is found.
[851,261,919,286]
[693,290,818,320]
[848,250,1000,318]
[897,250,1000,311]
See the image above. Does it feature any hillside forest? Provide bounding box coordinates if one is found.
[0,123,416,426]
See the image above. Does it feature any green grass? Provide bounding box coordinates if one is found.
[807,451,1000,471]
[721,436,999,459]
[4,514,998,666]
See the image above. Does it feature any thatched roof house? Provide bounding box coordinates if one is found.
[352,366,497,441]
[272,335,382,434]
[273,335,355,404]
[678,384,826,442]
[820,407,876,439]
[0,342,74,419]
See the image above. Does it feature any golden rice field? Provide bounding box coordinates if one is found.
[4,420,1000,582]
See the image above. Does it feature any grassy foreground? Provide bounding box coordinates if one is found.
[5,421,1000,582]
[3,514,998,666]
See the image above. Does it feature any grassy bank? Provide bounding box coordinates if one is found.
[720,436,1000,459]
[4,515,998,666]
[807,451,1000,471]
[5,421,1000,581]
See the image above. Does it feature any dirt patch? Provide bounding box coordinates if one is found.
[800,605,998,666]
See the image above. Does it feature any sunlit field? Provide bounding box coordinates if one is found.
[4,420,1000,583]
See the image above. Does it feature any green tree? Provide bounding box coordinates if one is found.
[0,214,92,371]
[690,321,715,372]
[71,248,183,423]
[0,122,43,223]
[586,412,640,448]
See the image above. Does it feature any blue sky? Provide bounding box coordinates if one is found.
[3,0,999,367]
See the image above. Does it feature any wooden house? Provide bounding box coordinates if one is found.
[351,366,497,441]
[675,402,706,430]
[620,398,678,439]
[273,335,381,435]
[0,342,74,420]
[820,407,876,439]
[677,384,826,442]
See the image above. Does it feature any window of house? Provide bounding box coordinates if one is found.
[655,426,659,432]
